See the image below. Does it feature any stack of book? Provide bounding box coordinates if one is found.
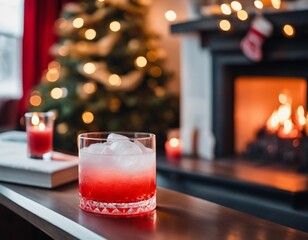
[0,131,78,188]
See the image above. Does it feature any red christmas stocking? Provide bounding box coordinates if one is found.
[240,15,273,62]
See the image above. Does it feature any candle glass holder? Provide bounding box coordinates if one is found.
[24,112,54,160]
[78,132,156,216]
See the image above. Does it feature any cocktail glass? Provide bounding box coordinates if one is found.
[78,132,156,216]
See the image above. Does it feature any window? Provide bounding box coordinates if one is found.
[0,0,24,99]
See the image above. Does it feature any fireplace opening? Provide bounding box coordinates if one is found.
[212,57,308,166]
[233,76,308,168]
[234,76,307,155]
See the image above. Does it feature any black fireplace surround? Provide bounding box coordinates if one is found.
[171,9,308,158]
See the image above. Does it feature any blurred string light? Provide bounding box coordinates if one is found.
[50,87,68,99]
[146,50,158,62]
[165,10,177,22]
[109,21,121,32]
[149,66,162,78]
[83,62,96,74]
[254,0,264,9]
[221,4,232,15]
[231,1,242,11]
[82,111,94,124]
[237,10,248,21]
[73,17,84,28]
[46,61,61,82]
[135,56,147,68]
[108,74,121,86]
[216,0,286,32]
[57,122,69,134]
[219,19,231,31]
[85,29,96,40]
[83,82,97,94]
[283,24,295,37]
[29,91,42,106]
[154,86,166,97]
[272,0,281,9]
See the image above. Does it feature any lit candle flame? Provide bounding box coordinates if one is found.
[31,114,40,126]
[38,122,46,131]
[169,138,180,148]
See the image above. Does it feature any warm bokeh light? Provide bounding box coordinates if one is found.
[57,122,69,134]
[82,111,94,124]
[165,10,177,22]
[221,3,232,15]
[254,0,264,9]
[146,50,158,62]
[237,10,248,21]
[48,61,61,70]
[83,62,96,74]
[231,1,242,11]
[271,0,281,9]
[109,98,121,112]
[108,74,121,86]
[29,95,42,107]
[219,20,231,31]
[58,45,69,56]
[85,29,96,40]
[128,39,140,51]
[50,87,63,99]
[83,82,97,94]
[46,69,60,82]
[109,21,121,32]
[73,17,84,28]
[149,66,162,78]
[154,86,166,97]
[283,24,295,37]
[135,56,147,67]
[56,18,68,30]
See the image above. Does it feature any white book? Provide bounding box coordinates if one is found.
[0,131,78,188]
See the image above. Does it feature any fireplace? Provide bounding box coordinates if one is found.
[212,51,308,159]
[172,9,308,162]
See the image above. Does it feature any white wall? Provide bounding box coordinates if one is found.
[148,1,215,159]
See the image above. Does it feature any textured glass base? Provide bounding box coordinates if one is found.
[79,194,156,216]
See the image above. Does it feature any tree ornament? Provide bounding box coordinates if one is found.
[240,15,273,62]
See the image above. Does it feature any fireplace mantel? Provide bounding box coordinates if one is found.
[171,9,308,56]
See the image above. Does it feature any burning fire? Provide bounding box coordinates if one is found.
[265,92,306,138]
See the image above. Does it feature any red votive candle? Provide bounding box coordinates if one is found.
[25,112,54,160]
[165,138,182,159]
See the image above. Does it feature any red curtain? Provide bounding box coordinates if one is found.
[19,0,72,118]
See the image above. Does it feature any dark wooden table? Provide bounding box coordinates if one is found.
[0,181,308,240]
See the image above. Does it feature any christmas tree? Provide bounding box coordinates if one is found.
[28,0,179,153]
